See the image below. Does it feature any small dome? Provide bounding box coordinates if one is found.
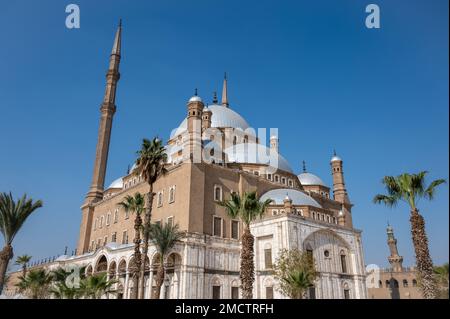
[189,95,202,103]
[170,104,252,139]
[107,177,123,189]
[203,106,212,113]
[298,172,326,187]
[260,189,322,208]
[331,155,342,162]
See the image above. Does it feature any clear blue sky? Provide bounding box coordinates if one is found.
[0,0,448,270]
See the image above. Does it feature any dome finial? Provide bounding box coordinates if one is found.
[302,160,307,173]
[333,149,337,156]
[194,88,198,96]
[213,91,218,104]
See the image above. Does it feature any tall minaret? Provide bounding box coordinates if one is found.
[77,22,122,255]
[85,21,122,202]
[330,150,350,204]
[185,89,204,163]
[221,73,229,108]
[387,224,404,272]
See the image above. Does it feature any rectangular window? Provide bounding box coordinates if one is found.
[281,177,286,185]
[306,249,314,265]
[267,174,272,181]
[106,213,111,226]
[167,216,174,227]
[213,216,223,237]
[344,289,350,299]
[212,286,221,299]
[114,209,119,223]
[309,287,316,299]
[231,220,239,240]
[266,287,274,299]
[340,255,347,274]
[275,175,280,183]
[264,249,273,269]
[90,241,94,251]
[122,231,128,244]
[103,236,107,246]
[111,232,117,243]
[93,218,97,231]
[231,287,239,299]
[125,209,129,220]
[97,239,101,249]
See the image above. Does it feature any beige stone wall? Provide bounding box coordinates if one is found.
[368,269,423,299]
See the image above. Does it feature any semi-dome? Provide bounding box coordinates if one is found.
[107,177,123,189]
[260,188,322,208]
[298,172,326,187]
[224,142,293,174]
[170,104,251,139]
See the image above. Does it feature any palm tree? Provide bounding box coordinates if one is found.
[15,255,32,277]
[0,193,43,294]
[147,222,183,299]
[118,193,145,299]
[274,248,317,299]
[134,137,167,298]
[282,270,315,299]
[219,191,272,299]
[50,266,86,299]
[78,273,117,299]
[16,269,52,299]
[374,171,446,299]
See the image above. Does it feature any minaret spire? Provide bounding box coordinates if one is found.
[78,22,123,255]
[221,72,229,108]
[86,22,122,202]
[302,160,307,173]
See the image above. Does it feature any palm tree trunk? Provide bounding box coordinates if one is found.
[152,262,165,299]
[410,209,438,299]
[240,226,255,299]
[130,214,143,299]
[0,244,13,294]
[139,186,154,299]
[22,265,27,278]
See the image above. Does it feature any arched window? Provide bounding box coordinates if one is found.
[385,280,390,287]
[214,185,222,201]
[157,191,164,207]
[95,255,108,273]
[378,280,383,288]
[169,186,176,203]
[392,279,399,288]
[403,279,408,287]
[412,279,417,287]
[233,136,237,145]
[343,283,351,299]
[100,216,104,228]
[243,135,248,143]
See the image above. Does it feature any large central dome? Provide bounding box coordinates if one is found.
[170,104,251,139]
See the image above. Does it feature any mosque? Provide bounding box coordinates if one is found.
[6,23,368,299]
